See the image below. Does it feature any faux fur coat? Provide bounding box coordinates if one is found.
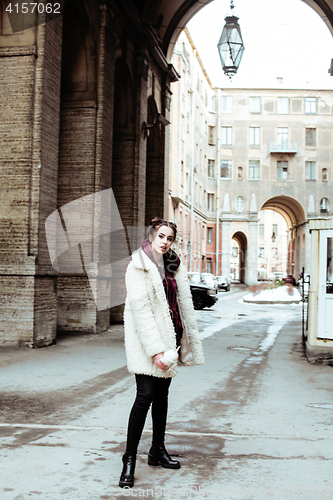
[123,247,204,378]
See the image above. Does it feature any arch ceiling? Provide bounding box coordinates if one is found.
[131,0,333,58]
[260,196,306,228]
[232,231,248,249]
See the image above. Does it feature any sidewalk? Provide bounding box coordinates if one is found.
[1,302,333,499]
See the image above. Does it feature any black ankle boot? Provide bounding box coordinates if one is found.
[148,444,180,469]
[119,452,136,488]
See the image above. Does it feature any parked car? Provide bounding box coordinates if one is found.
[187,273,218,310]
[216,275,230,291]
[282,274,297,286]
[187,272,218,292]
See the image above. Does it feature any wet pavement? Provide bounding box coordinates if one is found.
[1,285,333,499]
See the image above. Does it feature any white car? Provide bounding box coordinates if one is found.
[216,276,230,291]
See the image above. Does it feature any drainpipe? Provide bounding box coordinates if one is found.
[189,66,195,272]
[215,89,221,275]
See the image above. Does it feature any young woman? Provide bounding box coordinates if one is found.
[119,218,204,488]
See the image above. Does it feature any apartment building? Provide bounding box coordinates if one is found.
[170,30,333,284]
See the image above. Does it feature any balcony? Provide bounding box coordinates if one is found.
[269,142,298,154]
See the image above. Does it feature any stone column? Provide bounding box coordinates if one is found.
[247,219,258,285]
[0,15,63,346]
[221,220,231,278]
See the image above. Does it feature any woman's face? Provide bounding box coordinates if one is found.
[150,225,175,258]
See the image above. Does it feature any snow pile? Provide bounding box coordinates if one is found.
[243,285,302,304]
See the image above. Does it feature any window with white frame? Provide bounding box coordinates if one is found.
[249,127,260,146]
[305,97,317,114]
[249,96,261,113]
[221,126,233,145]
[181,115,185,141]
[234,196,245,213]
[272,224,278,237]
[221,160,232,179]
[305,161,316,180]
[305,128,316,146]
[277,127,288,147]
[277,161,288,180]
[207,227,213,243]
[258,247,265,258]
[320,198,329,213]
[259,224,264,237]
[211,95,216,112]
[208,159,214,178]
[208,126,215,144]
[221,96,233,113]
[277,97,289,114]
[249,160,260,180]
[207,193,214,211]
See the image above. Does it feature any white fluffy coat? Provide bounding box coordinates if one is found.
[123,248,204,378]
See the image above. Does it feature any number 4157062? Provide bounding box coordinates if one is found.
[6,3,61,14]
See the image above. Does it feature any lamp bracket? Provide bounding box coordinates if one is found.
[143,113,171,138]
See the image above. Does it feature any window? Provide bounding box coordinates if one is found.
[258,247,265,258]
[208,159,214,178]
[234,196,245,213]
[207,227,213,244]
[305,161,316,180]
[249,160,260,180]
[221,160,232,179]
[232,246,238,257]
[221,126,233,145]
[249,127,260,146]
[305,97,317,114]
[221,96,233,113]
[259,224,264,237]
[277,161,288,180]
[237,166,243,180]
[208,126,215,144]
[249,97,261,113]
[272,224,278,237]
[277,97,289,114]
[305,128,316,146]
[322,168,328,182]
[181,161,184,186]
[277,127,288,147]
[211,95,216,112]
[207,193,214,211]
[320,198,329,214]
[272,248,278,259]
[181,115,185,141]
[206,258,212,273]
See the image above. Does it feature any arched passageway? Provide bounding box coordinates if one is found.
[231,231,247,283]
[260,196,309,279]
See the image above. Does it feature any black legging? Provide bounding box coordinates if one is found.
[125,374,172,455]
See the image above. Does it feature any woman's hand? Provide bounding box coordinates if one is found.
[153,352,168,371]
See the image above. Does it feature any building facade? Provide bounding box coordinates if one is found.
[169,29,219,274]
[169,34,333,285]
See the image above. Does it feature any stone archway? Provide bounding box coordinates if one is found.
[232,231,247,283]
[141,0,333,59]
[260,196,309,279]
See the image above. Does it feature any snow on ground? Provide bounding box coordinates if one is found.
[243,285,302,303]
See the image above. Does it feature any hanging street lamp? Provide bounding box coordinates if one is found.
[217,0,245,78]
